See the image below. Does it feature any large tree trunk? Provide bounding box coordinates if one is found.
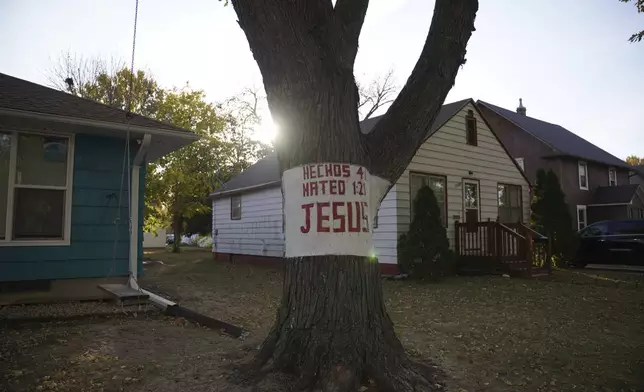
[252,256,442,391]
[230,0,478,390]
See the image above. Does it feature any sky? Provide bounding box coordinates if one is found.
[0,0,642,158]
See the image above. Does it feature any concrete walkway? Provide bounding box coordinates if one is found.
[586,264,644,273]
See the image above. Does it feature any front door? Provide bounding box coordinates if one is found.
[463,179,480,224]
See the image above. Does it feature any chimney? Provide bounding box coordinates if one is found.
[516,98,527,116]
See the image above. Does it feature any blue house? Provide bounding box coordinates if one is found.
[0,73,197,304]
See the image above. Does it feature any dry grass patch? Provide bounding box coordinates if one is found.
[2,249,643,391]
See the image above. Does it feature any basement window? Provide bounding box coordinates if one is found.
[465,110,478,146]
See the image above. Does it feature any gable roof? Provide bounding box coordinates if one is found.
[589,184,642,205]
[634,165,644,177]
[211,98,527,198]
[213,154,281,196]
[477,101,629,169]
[0,73,191,134]
[359,98,470,135]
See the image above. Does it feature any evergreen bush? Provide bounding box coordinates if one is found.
[397,186,454,279]
[531,169,577,264]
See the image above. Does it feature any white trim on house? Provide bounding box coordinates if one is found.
[0,107,199,141]
[578,161,588,190]
[577,205,587,231]
[588,202,630,207]
[0,130,74,247]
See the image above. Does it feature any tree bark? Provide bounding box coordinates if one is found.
[251,256,443,391]
[171,212,181,253]
[229,0,478,390]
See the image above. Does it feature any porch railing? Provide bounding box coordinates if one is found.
[455,219,552,276]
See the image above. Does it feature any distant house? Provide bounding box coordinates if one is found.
[0,73,197,303]
[477,100,643,230]
[630,165,644,187]
[210,99,531,274]
[143,228,167,248]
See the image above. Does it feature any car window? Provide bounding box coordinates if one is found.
[611,221,644,235]
[580,223,609,237]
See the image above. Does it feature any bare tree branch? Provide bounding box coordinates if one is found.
[334,0,370,65]
[358,69,398,120]
[46,51,124,97]
[364,0,478,182]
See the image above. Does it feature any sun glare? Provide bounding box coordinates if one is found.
[254,119,278,144]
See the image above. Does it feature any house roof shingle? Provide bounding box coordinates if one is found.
[477,101,629,169]
[0,73,191,134]
[211,99,472,197]
[589,184,641,205]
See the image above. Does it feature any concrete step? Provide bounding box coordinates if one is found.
[97,284,148,305]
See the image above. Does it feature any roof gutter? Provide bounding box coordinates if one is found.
[541,153,631,170]
[587,202,630,207]
[0,107,199,141]
[209,180,282,199]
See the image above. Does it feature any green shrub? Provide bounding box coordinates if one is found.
[531,169,577,264]
[397,186,454,279]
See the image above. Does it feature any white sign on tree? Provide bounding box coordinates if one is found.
[282,163,390,257]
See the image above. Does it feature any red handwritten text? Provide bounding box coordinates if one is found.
[303,164,351,180]
[300,201,370,234]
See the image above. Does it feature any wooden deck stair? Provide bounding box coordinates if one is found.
[455,221,553,279]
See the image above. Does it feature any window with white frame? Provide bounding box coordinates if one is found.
[608,168,617,186]
[577,205,587,231]
[230,195,242,220]
[1,131,73,244]
[578,161,588,190]
[497,184,522,223]
[410,172,447,226]
[515,157,525,171]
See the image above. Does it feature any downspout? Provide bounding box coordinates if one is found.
[128,134,151,290]
[126,134,177,309]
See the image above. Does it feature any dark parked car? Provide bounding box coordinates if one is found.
[575,220,644,267]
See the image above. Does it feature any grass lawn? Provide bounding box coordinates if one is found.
[2,248,644,392]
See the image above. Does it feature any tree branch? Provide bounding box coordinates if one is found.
[359,69,398,120]
[334,0,370,65]
[363,0,478,182]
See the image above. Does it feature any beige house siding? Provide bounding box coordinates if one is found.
[212,185,400,265]
[372,185,398,264]
[212,186,285,257]
[394,102,531,249]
